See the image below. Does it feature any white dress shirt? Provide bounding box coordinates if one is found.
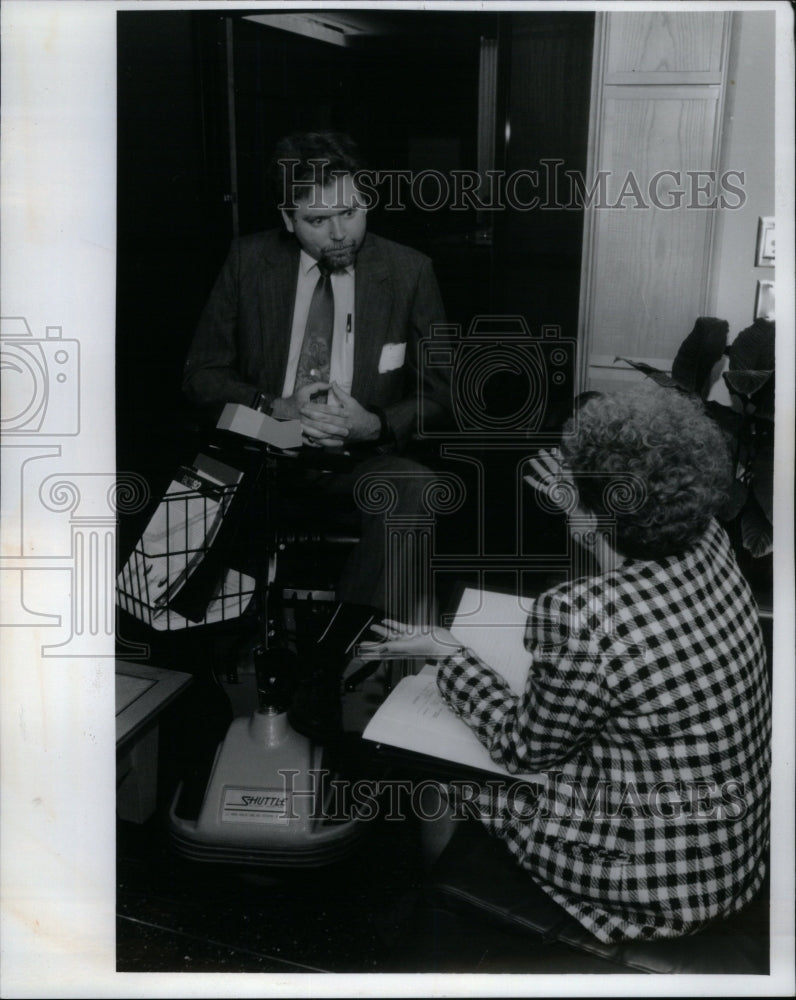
[281,250,355,400]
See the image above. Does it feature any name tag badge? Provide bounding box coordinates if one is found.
[378,342,406,373]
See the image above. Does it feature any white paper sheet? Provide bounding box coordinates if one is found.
[363,589,539,775]
[448,586,533,695]
[363,672,542,780]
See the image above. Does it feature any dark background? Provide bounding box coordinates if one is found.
[116,8,594,566]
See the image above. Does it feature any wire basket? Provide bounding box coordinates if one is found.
[117,464,258,632]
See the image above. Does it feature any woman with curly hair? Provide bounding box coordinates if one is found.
[362,384,771,944]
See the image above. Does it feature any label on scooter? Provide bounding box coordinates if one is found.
[221,786,291,824]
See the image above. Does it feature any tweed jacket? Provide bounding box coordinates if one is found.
[437,519,771,943]
[182,229,449,450]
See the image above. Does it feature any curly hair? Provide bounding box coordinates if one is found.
[560,385,732,560]
[269,131,366,210]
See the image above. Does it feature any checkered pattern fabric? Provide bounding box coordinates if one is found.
[437,519,771,943]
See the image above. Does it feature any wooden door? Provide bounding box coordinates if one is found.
[578,11,733,392]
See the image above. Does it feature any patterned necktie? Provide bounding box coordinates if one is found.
[294,262,334,395]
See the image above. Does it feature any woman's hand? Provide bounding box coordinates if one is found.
[523,447,575,511]
[358,619,463,660]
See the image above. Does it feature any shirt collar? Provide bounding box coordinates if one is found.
[300,249,354,277]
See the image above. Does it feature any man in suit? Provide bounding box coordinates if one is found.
[183,131,450,615]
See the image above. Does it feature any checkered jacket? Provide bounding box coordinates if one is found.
[436,519,771,943]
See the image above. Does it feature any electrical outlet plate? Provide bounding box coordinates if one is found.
[755,280,775,321]
[755,216,775,267]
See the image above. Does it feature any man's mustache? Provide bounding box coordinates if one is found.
[323,242,357,253]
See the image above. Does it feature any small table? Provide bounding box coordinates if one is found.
[116,659,193,823]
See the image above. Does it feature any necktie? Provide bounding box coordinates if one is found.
[294,263,334,397]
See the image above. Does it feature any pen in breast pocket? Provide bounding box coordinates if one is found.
[346,313,352,336]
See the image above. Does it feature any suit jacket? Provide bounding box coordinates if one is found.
[437,519,771,943]
[183,229,449,450]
